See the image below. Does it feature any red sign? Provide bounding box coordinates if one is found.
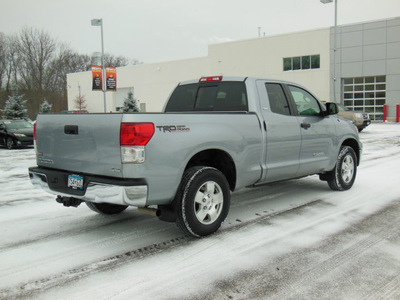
[106,67,117,91]
[91,66,103,91]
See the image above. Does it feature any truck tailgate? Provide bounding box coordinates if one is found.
[35,114,124,178]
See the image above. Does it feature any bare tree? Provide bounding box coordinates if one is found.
[15,27,56,94]
[0,33,6,91]
[0,27,136,118]
[74,85,87,111]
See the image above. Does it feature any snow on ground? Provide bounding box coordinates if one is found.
[0,123,399,299]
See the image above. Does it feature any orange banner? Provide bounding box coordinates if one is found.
[91,66,103,91]
[106,67,117,91]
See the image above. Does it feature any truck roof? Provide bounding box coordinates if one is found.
[178,76,303,87]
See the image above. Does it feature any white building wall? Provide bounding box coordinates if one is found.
[67,28,331,112]
[209,28,331,101]
[116,57,211,112]
[67,57,211,113]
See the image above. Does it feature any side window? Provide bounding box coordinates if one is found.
[195,82,248,111]
[265,83,291,116]
[165,83,197,111]
[165,82,248,112]
[288,85,321,116]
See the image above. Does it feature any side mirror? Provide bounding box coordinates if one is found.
[325,102,338,116]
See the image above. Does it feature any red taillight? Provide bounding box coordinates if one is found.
[34,122,37,141]
[199,76,223,82]
[120,123,154,146]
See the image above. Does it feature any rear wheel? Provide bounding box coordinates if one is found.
[175,166,230,237]
[327,146,357,191]
[86,202,128,215]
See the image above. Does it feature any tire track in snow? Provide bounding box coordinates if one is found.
[0,236,191,300]
[0,213,141,252]
[365,273,400,300]
[0,199,325,299]
[267,200,400,300]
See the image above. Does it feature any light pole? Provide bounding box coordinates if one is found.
[91,18,107,112]
[321,0,338,103]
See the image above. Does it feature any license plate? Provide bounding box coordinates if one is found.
[68,174,83,190]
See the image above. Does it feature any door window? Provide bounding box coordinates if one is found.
[265,83,291,116]
[288,86,321,116]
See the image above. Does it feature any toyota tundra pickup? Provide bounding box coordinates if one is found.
[29,76,362,237]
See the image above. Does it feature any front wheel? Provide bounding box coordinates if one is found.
[175,166,230,237]
[6,137,15,150]
[327,146,357,191]
[86,202,128,215]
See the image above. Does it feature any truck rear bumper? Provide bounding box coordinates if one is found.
[29,167,147,207]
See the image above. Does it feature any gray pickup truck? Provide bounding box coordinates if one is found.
[29,76,362,237]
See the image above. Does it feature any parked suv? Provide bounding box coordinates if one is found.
[325,102,371,132]
[0,119,34,149]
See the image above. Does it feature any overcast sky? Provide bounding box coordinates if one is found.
[1,0,400,64]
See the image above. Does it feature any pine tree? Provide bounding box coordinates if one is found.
[122,92,139,112]
[1,87,28,119]
[40,100,52,113]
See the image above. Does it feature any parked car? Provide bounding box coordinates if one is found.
[0,119,34,149]
[325,102,371,132]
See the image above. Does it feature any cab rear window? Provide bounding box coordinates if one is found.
[165,82,248,112]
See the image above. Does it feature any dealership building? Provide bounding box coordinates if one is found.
[67,16,400,121]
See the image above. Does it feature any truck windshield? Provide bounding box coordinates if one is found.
[165,81,248,112]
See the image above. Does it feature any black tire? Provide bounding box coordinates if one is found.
[175,166,230,237]
[86,202,128,215]
[6,137,15,150]
[327,146,357,191]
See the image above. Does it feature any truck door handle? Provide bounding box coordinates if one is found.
[301,122,311,129]
[64,125,79,135]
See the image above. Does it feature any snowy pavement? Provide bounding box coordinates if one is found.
[0,123,399,299]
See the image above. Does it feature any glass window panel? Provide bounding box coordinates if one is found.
[376,92,386,98]
[343,78,353,84]
[365,99,375,105]
[365,107,375,112]
[376,107,384,113]
[301,56,311,69]
[292,57,301,70]
[355,77,363,84]
[365,92,375,98]
[355,100,364,106]
[355,93,364,99]
[311,55,320,69]
[374,114,383,120]
[376,76,386,82]
[344,100,353,106]
[365,84,374,91]
[344,93,353,99]
[376,99,386,105]
[376,84,386,90]
[355,85,364,91]
[344,86,353,92]
[283,58,292,71]
[365,77,374,83]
